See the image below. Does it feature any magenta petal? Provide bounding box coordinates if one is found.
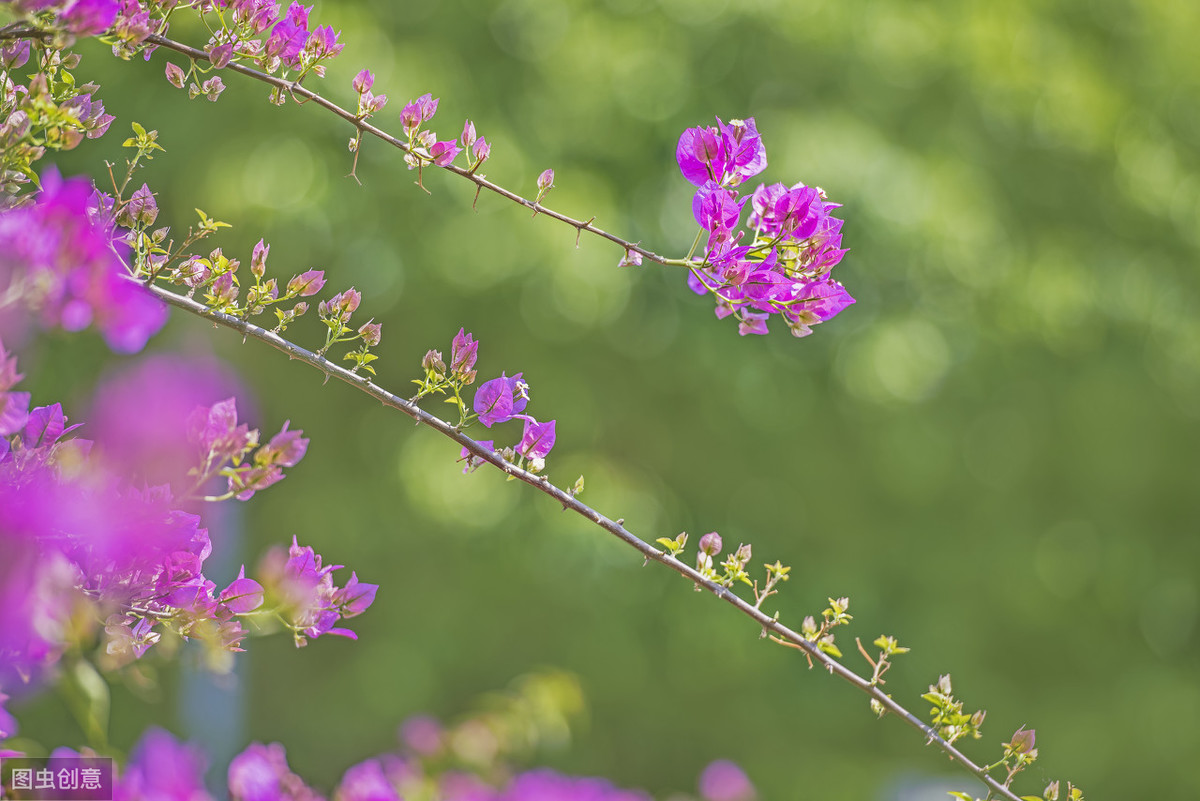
[220,573,265,614]
[517,418,556,460]
[0,391,31,436]
[24,403,67,447]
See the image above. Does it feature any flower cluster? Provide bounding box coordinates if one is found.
[0,343,374,737]
[676,117,853,337]
[1,0,166,57]
[0,169,167,351]
[398,92,491,174]
[0,37,115,195]
[462,367,557,473]
[158,0,346,101]
[415,328,558,474]
[21,719,756,801]
[186,396,309,501]
[255,535,378,646]
[351,68,386,116]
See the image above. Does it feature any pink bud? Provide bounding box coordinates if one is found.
[472,137,491,164]
[165,62,186,89]
[699,531,722,556]
[358,320,382,347]
[208,41,233,69]
[352,68,374,94]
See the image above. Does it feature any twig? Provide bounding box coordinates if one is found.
[140,33,672,269]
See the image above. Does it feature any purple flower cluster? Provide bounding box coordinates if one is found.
[677,117,854,337]
[3,705,754,801]
[150,0,345,92]
[0,345,375,739]
[187,397,309,501]
[0,170,167,351]
[3,0,118,36]
[398,93,491,172]
[0,366,243,711]
[260,1,343,74]
[256,536,378,645]
[0,37,115,180]
[352,68,387,116]
[450,327,556,473]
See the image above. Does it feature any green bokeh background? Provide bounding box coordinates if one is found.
[17,0,1200,798]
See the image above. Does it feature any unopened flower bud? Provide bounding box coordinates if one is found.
[286,270,326,297]
[250,239,270,279]
[422,349,446,376]
[119,183,158,227]
[537,168,554,191]
[618,249,643,268]
[358,320,382,347]
[365,92,388,113]
[699,531,722,556]
[1009,726,1035,754]
[472,137,491,165]
[1,39,31,70]
[450,328,478,376]
[734,543,752,565]
[208,41,233,69]
[352,69,374,94]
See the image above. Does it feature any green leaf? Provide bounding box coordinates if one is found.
[818,640,842,658]
[131,121,147,137]
[947,793,976,801]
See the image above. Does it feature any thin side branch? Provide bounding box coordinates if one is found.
[141,33,672,268]
[145,281,1025,801]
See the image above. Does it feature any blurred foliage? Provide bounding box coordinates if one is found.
[16,0,1200,797]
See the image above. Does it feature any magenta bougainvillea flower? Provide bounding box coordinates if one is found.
[89,353,246,494]
[473,372,529,428]
[676,117,766,189]
[698,759,757,801]
[256,536,378,643]
[117,727,210,800]
[676,118,853,337]
[0,169,167,352]
[516,417,556,461]
[450,327,479,379]
[60,0,119,36]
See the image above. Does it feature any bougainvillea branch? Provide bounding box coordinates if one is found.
[143,279,1029,801]
[135,32,673,266]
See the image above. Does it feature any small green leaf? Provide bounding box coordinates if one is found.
[947,793,975,801]
[818,640,842,658]
[131,121,147,137]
